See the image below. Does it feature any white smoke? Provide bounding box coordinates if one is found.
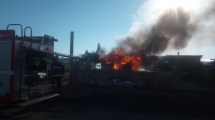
[117,0,215,58]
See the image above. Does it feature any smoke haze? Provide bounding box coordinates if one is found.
[117,0,215,56]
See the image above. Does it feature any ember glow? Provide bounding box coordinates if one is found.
[100,49,142,71]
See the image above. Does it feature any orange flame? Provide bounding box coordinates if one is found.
[100,49,142,71]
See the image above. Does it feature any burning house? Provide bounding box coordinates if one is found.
[99,49,142,71]
[75,0,215,87]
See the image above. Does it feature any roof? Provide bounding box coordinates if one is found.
[161,55,203,64]
[16,35,58,42]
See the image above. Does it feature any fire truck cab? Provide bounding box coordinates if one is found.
[0,24,70,104]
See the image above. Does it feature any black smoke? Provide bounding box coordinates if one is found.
[118,1,215,56]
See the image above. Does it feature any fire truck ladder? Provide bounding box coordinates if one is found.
[21,26,33,100]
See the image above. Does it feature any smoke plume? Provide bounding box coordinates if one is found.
[118,0,215,56]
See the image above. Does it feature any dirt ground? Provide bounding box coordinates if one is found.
[1,85,215,120]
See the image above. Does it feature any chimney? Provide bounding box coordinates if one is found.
[70,31,74,57]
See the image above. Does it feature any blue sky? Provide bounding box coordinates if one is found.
[0,0,144,55]
[1,0,215,59]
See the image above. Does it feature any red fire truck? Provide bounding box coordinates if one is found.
[0,24,70,105]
